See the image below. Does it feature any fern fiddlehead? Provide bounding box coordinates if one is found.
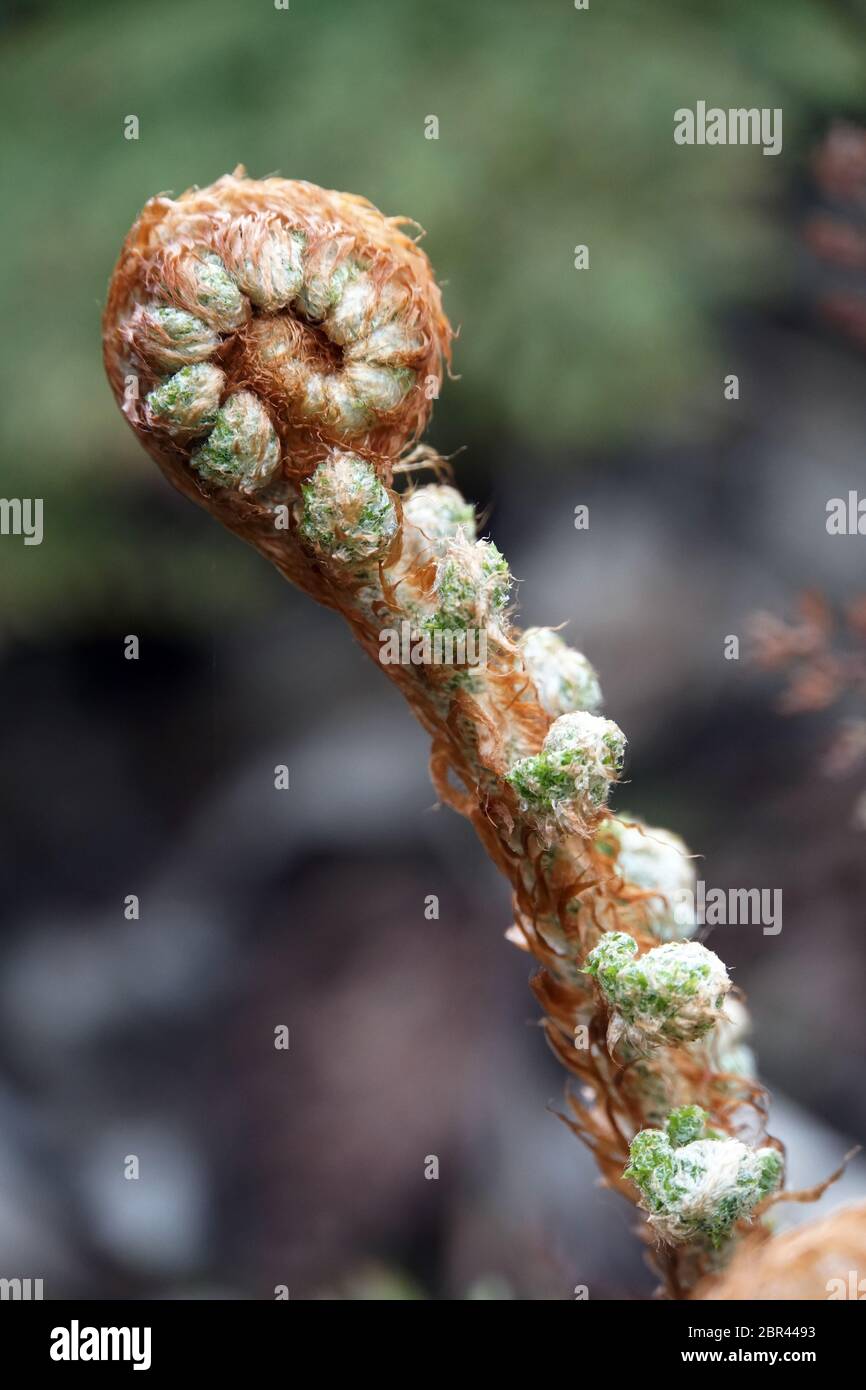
[104,168,787,1296]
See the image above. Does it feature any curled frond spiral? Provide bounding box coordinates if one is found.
[104,170,792,1298]
[103,166,452,501]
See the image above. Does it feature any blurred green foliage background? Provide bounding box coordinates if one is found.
[1,0,865,631]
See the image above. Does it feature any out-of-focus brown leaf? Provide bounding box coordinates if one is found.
[823,719,866,777]
[812,122,866,204]
[778,662,843,713]
[805,215,866,270]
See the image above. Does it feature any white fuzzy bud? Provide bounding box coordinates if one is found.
[521,627,602,717]
[585,931,730,1050]
[506,711,625,837]
[190,391,281,494]
[711,997,757,1081]
[424,532,511,634]
[220,219,306,312]
[145,362,225,437]
[297,452,398,566]
[401,484,476,563]
[596,816,697,941]
[625,1107,783,1247]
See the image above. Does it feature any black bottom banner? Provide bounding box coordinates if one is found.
[0,1296,859,1376]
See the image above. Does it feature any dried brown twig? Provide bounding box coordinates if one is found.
[750,592,866,824]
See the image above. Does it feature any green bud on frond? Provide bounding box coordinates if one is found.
[145,362,225,437]
[506,711,626,836]
[298,452,398,566]
[585,932,730,1050]
[666,1104,710,1148]
[624,1111,783,1248]
[190,391,281,494]
[425,533,511,634]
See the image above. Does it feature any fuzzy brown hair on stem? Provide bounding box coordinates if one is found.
[104,168,840,1298]
[692,1201,866,1300]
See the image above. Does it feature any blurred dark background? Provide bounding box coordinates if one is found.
[1,0,866,1299]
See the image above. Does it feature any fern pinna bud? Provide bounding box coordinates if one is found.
[218,218,306,311]
[401,484,476,561]
[595,815,697,942]
[425,533,511,634]
[624,1106,783,1248]
[156,247,250,332]
[103,168,452,495]
[585,931,730,1050]
[122,305,220,374]
[521,627,602,717]
[190,391,281,495]
[298,452,397,566]
[145,362,226,439]
[506,710,625,836]
[711,996,757,1081]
